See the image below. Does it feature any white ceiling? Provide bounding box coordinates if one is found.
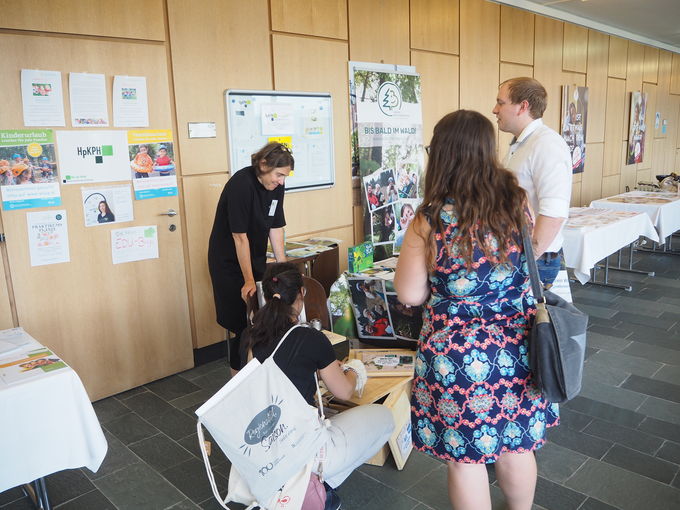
[496,0,680,53]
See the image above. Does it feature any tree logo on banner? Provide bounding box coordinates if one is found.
[378,82,402,116]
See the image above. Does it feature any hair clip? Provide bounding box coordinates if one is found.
[272,293,281,299]
[272,276,278,282]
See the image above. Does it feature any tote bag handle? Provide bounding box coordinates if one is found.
[521,225,545,303]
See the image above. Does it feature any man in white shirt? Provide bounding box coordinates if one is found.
[493,77,572,286]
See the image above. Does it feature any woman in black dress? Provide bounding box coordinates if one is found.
[208,142,293,373]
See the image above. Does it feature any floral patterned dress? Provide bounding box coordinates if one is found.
[411,207,559,463]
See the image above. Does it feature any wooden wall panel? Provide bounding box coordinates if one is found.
[167,0,272,177]
[459,0,499,122]
[665,96,680,170]
[534,16,564,132]
[620,141,637,192]
[272,34,352,236]
[650,138,665,176]
[498,63,534,153]
[411,51,459,144]
[271,0,348,39]
[182,174,229,348]
[643,46,659,84]
[563,24,588,73]
[500,5,534,65]
[608,36,628,78]
[581,143,604,206]
[656,51,673,140]
[622,42,645,141]
[410,0,459,54]
[638,82,657,170]
[671,53,680,94]
[603,78,626,176]
[0,0,165,40]
[348,0,410,64]
[571,180,582,208]
[601,174,620,197]
[0,244,15,330]
[586,30,609,144]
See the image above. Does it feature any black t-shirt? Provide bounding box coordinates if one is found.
[242,326,336,404]
[208,165,286,277]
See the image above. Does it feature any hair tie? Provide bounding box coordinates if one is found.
[272,277,278,282]
[272,293,281,299]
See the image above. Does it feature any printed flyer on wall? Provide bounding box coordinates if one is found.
[0,129,61,210]
[111,225,159,264]
[26,210,70,267]
[127,130,178,199]
[349,62,425,261]
[56,130,130,184]
[81,184,134,227]
[69,72,109,127]
[113,75,149,127]
[20,69,65,127]
[561,85,588,174]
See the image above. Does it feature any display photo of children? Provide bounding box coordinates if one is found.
[363,167,399,210]
[0,146,59,186]
[129,142,176,179]
[348,277,394,340]
[394,198,421,251]
[371,204,396,245]
[397,163,419,199]
[386,294,422,340]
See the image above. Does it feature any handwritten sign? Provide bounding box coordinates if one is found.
[111,225,158,264]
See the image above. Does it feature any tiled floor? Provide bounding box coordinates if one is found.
[2,250,680,509]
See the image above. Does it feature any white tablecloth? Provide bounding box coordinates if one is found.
[590,191,680,240]
[0,340,108,492]
[563,208,659,284]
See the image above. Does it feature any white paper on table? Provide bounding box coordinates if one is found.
[26,210,70,267]
[21,69,65,127]
[111,225,158,264]
[69,73,109,127]
[113,76,149,127]
[260,103,294,135]
[56,130,131,184]
[81,184,134,227]
[550,270,573,303]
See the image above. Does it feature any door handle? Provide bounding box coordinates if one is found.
[160,209,177,217]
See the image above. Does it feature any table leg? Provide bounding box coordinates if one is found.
[636,233,680,256]
[601,242,655,277]
[21,478,51,510]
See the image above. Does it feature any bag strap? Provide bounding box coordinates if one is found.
[271,323,304,356]
[521,225,545,304]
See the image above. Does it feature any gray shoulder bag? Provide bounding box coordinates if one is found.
[522,226,588,403]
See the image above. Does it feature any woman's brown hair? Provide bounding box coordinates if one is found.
[417,110,528,269]
[251,142,295,173]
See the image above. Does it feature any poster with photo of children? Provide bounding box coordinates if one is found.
[348,277,394,340]
[127,130,178,200]
[371,203,396,247]
[394,198,421,253]
[0,129,61,210]
[386,294,422,341]
[363,167,399,211]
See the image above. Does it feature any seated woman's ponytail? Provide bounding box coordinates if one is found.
[247,263,304,353]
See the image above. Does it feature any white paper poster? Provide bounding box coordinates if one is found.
[111,225,158,264]
[21,70,66,127]
[113,76,149,127]
[261,103,294,135]
[26,210,70,267]
[56,130,131,184]
[81,184,134,227]
[69,72,109,127]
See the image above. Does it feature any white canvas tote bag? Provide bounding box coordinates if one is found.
[196,324,328,508]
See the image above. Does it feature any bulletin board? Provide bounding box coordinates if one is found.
[225,90,335,192]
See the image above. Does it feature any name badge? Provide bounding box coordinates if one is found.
[268,199,278,217]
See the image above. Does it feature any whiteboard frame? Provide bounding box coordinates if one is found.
[225,89,335,193]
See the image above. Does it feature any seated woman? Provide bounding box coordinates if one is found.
[241,263,394,509]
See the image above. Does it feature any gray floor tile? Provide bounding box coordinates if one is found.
[585,332,632,353]
[622,340,680,366]
[652,364,680,385]
[169,389,214,412]
[92,397,132,425]
[536,441,588,484]
[578,497,620,510]
[178,359,228,382]
[585,350,662,378]
[128,433,193,472]
[638,417,680,443]
[657,441,680,465]
[95,462,185,510]
[44,469,96,507]
[578,303,619,320]
[338,470,422,510]
[565,458,680,510]
[0,495,35,509]
[191,370,230,393]
[601,444,678,484]
[613,295,680,315]
[112,386,148,401]
[403,464,452,510]
[0,487,24,507]
[177,432,228,467]
[638,396,680,425]
[564,396,645,429]
[161,458,228,505]
[577,379,647,411]
[614,311,678,330]
[358,449,442,492]
[558,406,593,432]
[123,391,176,420]
[583,419,663,455]
[621,374,680,404]
[85,430,141,481]
[104,413,159,446]
[146,407,197,441]
[144,375,202,401]
[546,426,613,459]
[582,360,629,387]
[587,323,628,338]
[56,489,116,510]
[167,500,201,509]
[533,476,586,510]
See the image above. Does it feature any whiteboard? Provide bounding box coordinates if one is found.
[225,90,335,192]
